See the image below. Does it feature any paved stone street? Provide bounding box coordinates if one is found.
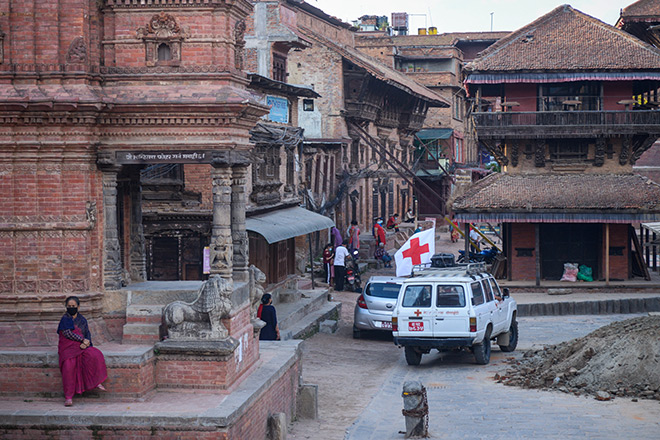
[289,288,660,440]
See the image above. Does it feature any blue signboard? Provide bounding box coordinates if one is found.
[267,96,289,124]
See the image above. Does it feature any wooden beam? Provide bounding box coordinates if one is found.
[535,223,541,287]
[605,223,610,286]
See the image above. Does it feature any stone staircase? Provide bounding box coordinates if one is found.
[121,281,201,344]
[121,279,341,344]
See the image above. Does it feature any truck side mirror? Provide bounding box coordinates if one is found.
[502,288,510,298]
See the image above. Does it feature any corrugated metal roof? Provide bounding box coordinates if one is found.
[246,206,335,244]
[416,128,453,140]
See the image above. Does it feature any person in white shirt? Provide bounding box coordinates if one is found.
[333,244,351,291]
[469,228,481,251]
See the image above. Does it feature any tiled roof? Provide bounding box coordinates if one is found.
[452,173,660,212]
[297,27,449,107]
[621,0,660,18]
[466,5,660,72]
[390,32,510,47]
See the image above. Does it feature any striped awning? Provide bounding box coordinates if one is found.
[465,71,660,85]
[456,212,660,224]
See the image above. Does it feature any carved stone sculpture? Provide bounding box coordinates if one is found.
[163,275,233,340]
[248,265,266,320]
[66,37,86,63]
[248,265,267,335]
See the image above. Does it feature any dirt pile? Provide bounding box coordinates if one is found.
[497,316,660,400]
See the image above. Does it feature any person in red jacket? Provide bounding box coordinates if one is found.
[374,218,386,246]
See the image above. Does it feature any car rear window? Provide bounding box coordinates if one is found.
[471,282,485,306]
[402,285,432,308]
[436,285,466,308]
[366,282,401,299]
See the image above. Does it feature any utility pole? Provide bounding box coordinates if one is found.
[490,12,494,31]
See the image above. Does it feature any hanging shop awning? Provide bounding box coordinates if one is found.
[416,128,454,141]
[246,206,335,244]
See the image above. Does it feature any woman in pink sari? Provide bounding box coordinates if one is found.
[57,296,108,406]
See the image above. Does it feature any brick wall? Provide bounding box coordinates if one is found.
[510,223,537,281]
[0,352,301,439]
[183,164,212,210]
[603,223,629,280]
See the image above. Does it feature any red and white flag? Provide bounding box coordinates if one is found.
[394,228,436,277]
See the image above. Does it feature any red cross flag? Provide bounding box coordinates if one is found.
[394,228,436,277]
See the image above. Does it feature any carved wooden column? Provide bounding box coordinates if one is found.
[129,178,147,282]
[210,158,234,281]
[231,157,250,283]
[101,166,124,290]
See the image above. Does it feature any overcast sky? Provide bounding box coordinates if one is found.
[308,0,627,34]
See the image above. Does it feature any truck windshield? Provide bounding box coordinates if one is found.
[402,285,432,308]
[436,285,466,307]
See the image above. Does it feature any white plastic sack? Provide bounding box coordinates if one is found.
[560,262,578,282]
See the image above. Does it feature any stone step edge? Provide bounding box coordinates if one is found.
[517,296,660,316]
[280,301,342,341]
[277,291,330,331]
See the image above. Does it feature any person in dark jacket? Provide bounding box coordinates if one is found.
[258,293,280,341]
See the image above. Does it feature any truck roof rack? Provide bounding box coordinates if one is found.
[411,262,488,277]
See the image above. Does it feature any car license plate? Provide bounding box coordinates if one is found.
[408,322,424,331]
[380,321,392,329]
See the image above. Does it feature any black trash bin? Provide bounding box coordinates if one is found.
[430,253,456,268]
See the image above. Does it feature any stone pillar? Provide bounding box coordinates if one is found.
[129,178,147,282]
[101,166,123,290]
[210,162,233,280]
[231,162,250,283]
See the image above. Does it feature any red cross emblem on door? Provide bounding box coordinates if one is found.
[414,309,422,317]
[402,238,430,266]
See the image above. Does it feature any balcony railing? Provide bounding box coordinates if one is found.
[472,110,660,139]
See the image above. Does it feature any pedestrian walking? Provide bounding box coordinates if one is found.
[331,226,343,249]
[347,220,360,253]
[322,244,335,285]
[258,293,280,341]
[333,243,351,291]
[374,218,386,246]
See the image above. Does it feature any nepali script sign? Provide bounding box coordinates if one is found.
[116,151,214,164]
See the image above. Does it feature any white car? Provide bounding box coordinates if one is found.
[391,263,518,365]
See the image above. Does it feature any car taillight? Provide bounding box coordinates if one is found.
[357,294,368,309]
[469,317,477,332]
[392,317,398,332]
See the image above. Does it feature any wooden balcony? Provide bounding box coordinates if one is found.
[472,110,660,139]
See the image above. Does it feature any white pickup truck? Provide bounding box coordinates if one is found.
[391,263,518,365]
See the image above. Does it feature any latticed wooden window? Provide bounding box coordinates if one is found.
[273,53,287,82]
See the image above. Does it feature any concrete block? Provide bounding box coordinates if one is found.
[268,412,287,440]
[297,384,318,420]
[319,319,338,334]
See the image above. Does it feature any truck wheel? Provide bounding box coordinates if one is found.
[404,346,422,366]
[352,325,361,339]
[474,327,492,365]
[499,319,518,352]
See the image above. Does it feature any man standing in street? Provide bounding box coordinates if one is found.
[347,219,360,253]
[373,218,386,246]
[333,243,350,291]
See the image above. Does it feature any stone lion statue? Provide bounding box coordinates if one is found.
[248,264,266,320]
[163,275,233,340]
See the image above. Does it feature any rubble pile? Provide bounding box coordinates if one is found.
[496,316,660,401]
